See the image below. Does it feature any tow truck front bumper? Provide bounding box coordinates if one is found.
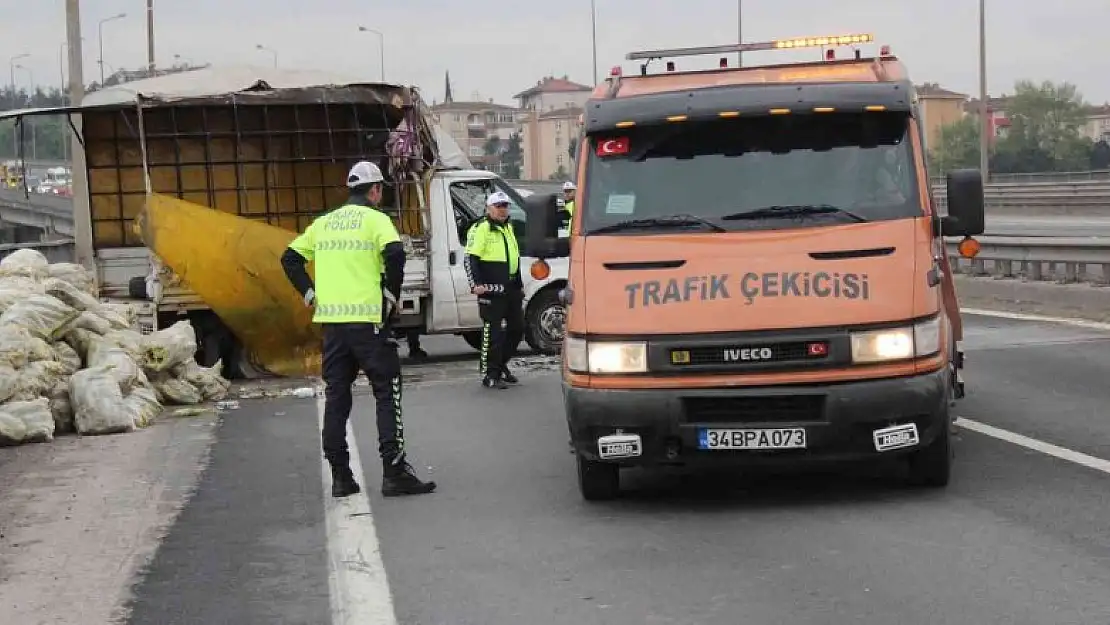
[563,368,950,467]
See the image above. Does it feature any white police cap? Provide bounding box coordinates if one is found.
[347,161,385,188]
[486,191,511,206]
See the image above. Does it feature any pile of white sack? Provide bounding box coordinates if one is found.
[0,248,230,446]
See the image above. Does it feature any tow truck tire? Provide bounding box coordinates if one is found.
[576,454,620,501]
[524,289,565,355]
[906,419,952,488]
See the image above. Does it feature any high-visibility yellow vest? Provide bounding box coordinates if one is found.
[288,203,400,323]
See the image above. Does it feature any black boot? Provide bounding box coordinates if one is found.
[482,376,509,390]
[408,345,429,361]
[330,465,361,498]
[382,457,437,497]
[500,365,519,385]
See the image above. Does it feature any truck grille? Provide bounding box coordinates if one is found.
[683,395,826,424]
[670,341,825,366]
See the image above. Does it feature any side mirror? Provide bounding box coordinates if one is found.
[523,193,563,259]
[940,168,985,237]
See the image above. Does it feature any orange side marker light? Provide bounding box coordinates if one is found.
[957,237,980,259]
[530,259,551,280]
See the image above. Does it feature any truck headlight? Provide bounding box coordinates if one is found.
[564,337,648,374]
[850,317,941,364]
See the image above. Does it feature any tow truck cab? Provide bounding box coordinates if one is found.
[524,34,986,501]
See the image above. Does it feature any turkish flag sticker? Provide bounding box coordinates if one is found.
[596,137,630,156]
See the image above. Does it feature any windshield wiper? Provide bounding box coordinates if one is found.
[589,214,727,234]
[720,204,869,223]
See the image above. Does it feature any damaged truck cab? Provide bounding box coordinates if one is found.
[524,34,986,501]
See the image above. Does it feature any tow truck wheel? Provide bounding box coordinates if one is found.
[576,454,620,501]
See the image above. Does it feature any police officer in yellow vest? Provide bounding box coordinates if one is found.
[281,161,436,498]
[561,180,576,219]
[465,191,524,389]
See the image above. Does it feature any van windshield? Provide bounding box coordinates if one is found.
[582,112,920,234]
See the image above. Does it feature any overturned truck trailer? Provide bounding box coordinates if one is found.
[1,66,454,378]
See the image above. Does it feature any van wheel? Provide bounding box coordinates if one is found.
[462,331,483,351]
[576,454,620,501]
[525,289,566,355]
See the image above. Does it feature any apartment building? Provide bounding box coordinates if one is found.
[916,83,969,151]
[430,94,524,174]
[520,105,584,181]
[1083,105,1110,143]
[514,76,591,180]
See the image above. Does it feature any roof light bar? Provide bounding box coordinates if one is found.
[626,33,875,61]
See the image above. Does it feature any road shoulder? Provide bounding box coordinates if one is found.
[955,274,1110,323]
[0,410,219,625]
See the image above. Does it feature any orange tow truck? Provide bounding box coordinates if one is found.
[523,34,986,500]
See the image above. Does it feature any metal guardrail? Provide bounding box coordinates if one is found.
[0,239,75,263]
[930,170,1110,185]
[933,181,1110,212]
[946,236,1110,283]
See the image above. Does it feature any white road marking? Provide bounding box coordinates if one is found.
[317,397,399,625]
[961,308,1110,332]
[956,417,1110,476]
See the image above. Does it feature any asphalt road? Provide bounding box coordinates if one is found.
[114,314,1110,625]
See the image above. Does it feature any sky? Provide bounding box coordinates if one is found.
[3,0,1108,106]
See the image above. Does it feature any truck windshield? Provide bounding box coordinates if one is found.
[582,112,919,234]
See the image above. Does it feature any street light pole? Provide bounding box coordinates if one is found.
[98,13,127,85]
[737,0,742,66]
[16,65,36,160]
[978,0,989,181]
[357,27,386,81]
[16,63,36,159]
[590,0,598,85]
[66,0,93,268]
[146,0,155,74]
[9,53,29,157]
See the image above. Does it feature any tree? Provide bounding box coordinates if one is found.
[0,86,70,160]
[929,116,980,174]
[548,165,568,181]
[992,80,1093,173]
[568,136,578,160]
[481,135,503,173]
[501,132,522,179]
[483,135,502,156]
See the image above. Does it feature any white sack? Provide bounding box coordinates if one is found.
[172,359,230,401]
[0,398,54,444]
[0,248,49,280]
[143,320,197,372]
[70,366,135,435]
[0,294,79,340]
[46,262,98,296]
